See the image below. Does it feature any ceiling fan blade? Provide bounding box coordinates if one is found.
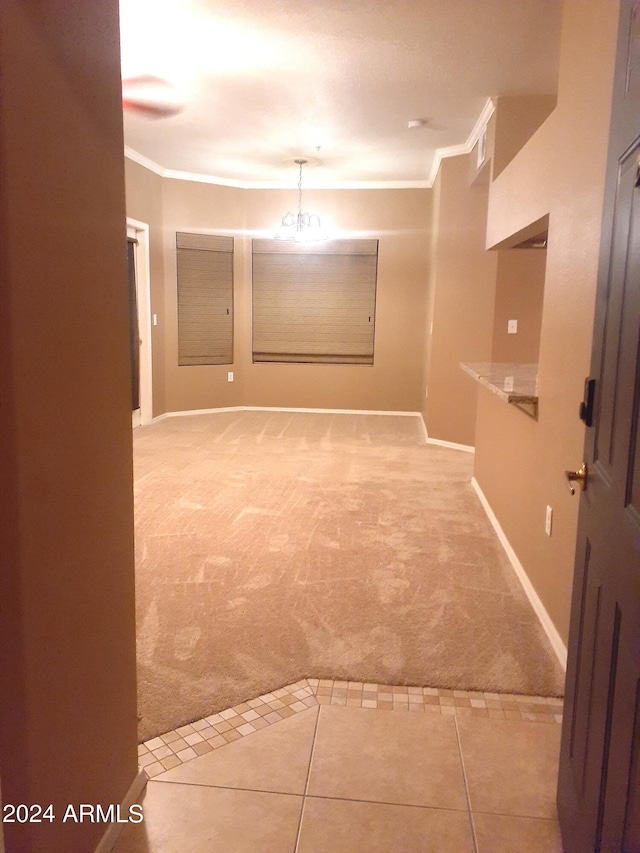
[122,74,168,88]
[122,75,184,118]
[122,97,183,118]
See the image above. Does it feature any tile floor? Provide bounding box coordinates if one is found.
[115,680,565,852]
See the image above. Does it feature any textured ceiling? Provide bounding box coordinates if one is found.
[120,0,563,187]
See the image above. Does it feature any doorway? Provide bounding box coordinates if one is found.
[127,218,153,426]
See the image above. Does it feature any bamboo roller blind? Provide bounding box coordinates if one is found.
[177,232,233,366]
[252,239,378,364]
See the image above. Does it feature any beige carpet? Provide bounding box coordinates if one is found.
[133,410,564,741]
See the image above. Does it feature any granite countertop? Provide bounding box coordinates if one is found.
[460,362,538,405]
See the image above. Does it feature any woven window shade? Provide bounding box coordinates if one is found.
[252,239,378,364]
[177,233,233,366]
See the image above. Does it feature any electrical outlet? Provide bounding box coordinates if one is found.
[545,505,553,537]
[508,319,518,334]
[227,371,234,382]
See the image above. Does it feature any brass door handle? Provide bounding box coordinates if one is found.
[565,463,588,495]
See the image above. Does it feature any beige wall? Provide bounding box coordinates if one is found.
[125,176,432,413]
[422,168,441,418]
[492,95,557,179]
[476,0,620,643]
[125,159,167,415]
[422,154,498,446]
[491,249,547,362]
[0,2,138,851]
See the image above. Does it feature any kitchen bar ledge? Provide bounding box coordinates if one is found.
[461,362,538,417]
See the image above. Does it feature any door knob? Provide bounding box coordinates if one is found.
[565,463,588,495]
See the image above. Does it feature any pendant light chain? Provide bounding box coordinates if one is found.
[298,160,304,220]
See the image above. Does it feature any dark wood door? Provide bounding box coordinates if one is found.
[557,3,640,851]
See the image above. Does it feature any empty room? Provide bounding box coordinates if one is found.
[1,1,637,852]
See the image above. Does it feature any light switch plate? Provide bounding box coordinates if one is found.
[508,319,518,334]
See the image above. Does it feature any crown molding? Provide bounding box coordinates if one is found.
[427,97,496,186]
[124,146,167,176]
[162,168,430,189]
[124,97,495,190]
[163,169,263,188]
[135,162,431,190]
[467,96,497,149]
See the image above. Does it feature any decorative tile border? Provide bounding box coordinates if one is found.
[137,681,316,778]
[308,679,563,723]
[138,679,564,779]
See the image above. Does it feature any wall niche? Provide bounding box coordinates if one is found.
[491,228,548,364]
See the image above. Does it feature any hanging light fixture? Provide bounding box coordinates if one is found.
[275,158,326,242]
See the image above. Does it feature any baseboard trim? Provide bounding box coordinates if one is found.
[471,476,568,671]
[154,406,422,421]
[418,414,429,444]
[93,769,148,853]
[242,406,422,417]
[154,407,243,422]
[420,415,475,453]
[426,436,475,453]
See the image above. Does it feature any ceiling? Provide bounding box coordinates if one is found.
[119,0,563,188]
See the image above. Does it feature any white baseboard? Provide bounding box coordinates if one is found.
[155,406,422,421]
[421,415,475,453]
[426,436,475,453]
[154,406,243,422]
[243,406,422,417]
[418,414,429,444]
[471,476,568,671]
[94,769,148,853]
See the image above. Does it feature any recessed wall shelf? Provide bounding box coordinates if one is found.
[461,362,539,418]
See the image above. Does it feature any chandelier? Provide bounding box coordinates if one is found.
[275,158,325,242]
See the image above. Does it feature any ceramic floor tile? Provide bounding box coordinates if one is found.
[456,716,561,819]
[112,781,302,853]
[473,812,564,852]
[154,705,318,795]
[297,797,475,853]
[307,705,467,810]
